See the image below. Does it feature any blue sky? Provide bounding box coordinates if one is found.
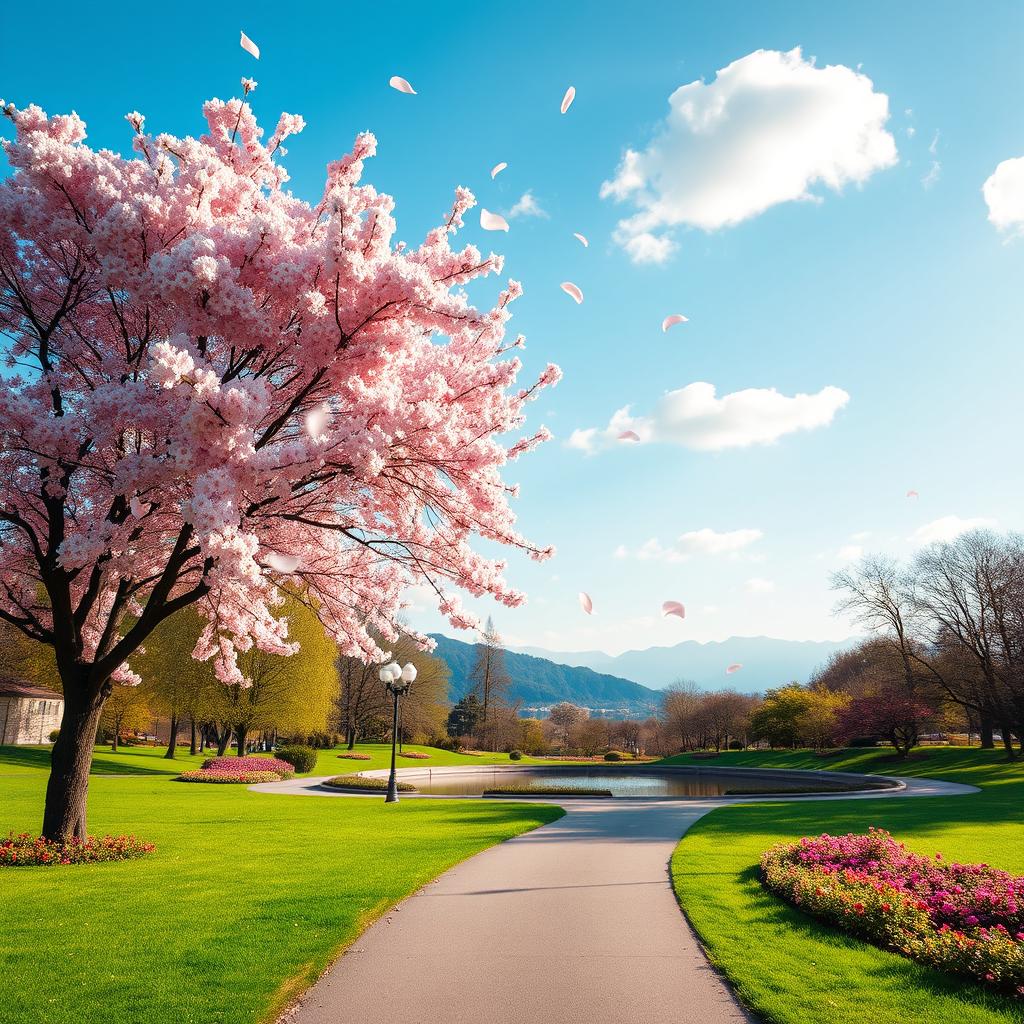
[4,1,1024,655]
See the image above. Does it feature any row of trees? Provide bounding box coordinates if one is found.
[833,529,1024,759]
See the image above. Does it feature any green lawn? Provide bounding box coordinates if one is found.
[668,747,1024,1024]
[0,740,577,779]
[0,743,562,1024]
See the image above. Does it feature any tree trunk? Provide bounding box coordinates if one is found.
[216,727,230,757]
[163,715,179,759]
[1000,723,1017,760]
[189,718,197,757]
[346,725,356,750]
[236,725,247,756]
[980,715,995,750]
[42,683,105,843]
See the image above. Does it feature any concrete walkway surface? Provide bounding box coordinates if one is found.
[257,773,976,1024]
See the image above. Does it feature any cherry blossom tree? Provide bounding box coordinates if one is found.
[0,87,559,841]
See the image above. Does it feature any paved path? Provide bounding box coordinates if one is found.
[257,773,976,1024]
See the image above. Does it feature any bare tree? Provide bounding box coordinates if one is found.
[468,617,512,750]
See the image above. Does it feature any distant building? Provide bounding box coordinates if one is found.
[0,679,64,745]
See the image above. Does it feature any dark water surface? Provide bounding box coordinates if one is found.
[407,767,889,798]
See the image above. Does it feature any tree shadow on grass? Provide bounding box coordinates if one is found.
[0,744,179,776]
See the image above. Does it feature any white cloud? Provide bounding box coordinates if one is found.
[983,156,1024,236]
[620,527,763,563]
[618,230,677,264]
[507,191,548,219]
[837,544,863,562]
[600,47,898,261]
[911,515,997,546]
[745,577,776,593]
[568,381,850,453]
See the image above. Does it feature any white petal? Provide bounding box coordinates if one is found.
[389,76,417,95]
[480,208,510,232]
[240,32,260,60]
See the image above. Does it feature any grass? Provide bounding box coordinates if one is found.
[0,740,567,780]
[0,743,562,1024]
[668,747,1024,1024]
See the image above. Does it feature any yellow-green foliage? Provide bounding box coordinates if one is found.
[131,593,339,736]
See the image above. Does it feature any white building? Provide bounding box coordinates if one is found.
[0,679,64,745]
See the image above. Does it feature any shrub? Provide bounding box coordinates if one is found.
[200,756,294,778]
[398,750,431,760]
[761,828,1024,994]
[508,749,523,761]
[275,744,317,773]
[176,770,281,784]
[48,729,60,743]
[482,785,612,798]
[336,751,372,760]
[1,832,155,866]
[324,775,417,792]
[603,750,623,761]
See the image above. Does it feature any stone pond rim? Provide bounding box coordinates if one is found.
[329,764,907,799]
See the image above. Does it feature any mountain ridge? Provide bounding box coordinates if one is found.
[429,633,856,714]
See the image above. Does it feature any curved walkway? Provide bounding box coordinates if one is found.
[256,773,977,1024]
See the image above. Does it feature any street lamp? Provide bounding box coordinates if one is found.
[381,661,417,803]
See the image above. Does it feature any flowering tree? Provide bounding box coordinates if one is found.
[0,88,558,841]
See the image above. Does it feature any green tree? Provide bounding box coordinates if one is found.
[132,593,339,756]
[447,693,483,739]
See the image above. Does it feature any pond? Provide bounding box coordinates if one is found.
[398,765,897,798]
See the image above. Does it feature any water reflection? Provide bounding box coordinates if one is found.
[409,767,878,798]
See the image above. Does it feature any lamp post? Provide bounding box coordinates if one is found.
[381,661,417,803]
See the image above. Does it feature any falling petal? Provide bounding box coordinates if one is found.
[266,552,301,574]
[560,282,583,304]
[240,31,260,60]
[491,162,508,179]
[726,663,743,674]
[305,403,331,438]
[578,591,593,615]
[662,314,689,332]
[561,86,576,114]
[389,76,417,95]
[617,430,640,442]
[129,497,150,519]
[573,232,589,247]
[480,208,509,232]
[906,489,919,499]
[662,601,686,620]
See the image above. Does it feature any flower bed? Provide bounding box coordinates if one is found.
[398,751,431,759]
[336,751,372,760]
[482,785,613,798]
[324,775,417,792]
[201,756,294,778]
[1,832,155,866]
[177,770,282,784]
[761,828,1024,994]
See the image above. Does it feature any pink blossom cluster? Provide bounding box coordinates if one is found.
[0,95,560,690]
[1,831,155,866]
[200,756,294,778]
[788,827,1024,933]
[762,830,1024,994]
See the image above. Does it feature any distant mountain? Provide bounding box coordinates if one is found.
[429,634,659,718]
[512,636,854,693]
